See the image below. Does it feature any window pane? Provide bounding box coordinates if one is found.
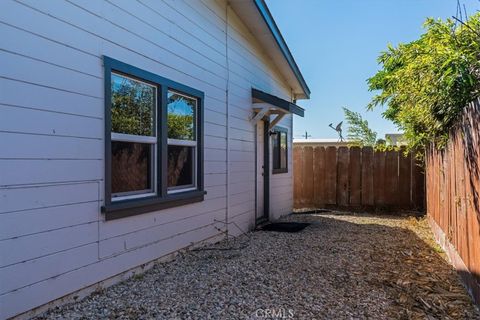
[280,132,287,169]
[168,145,194,188]
[111,73,156,136]
[167,91,196,140]
[112,141,153,195]
[272,133,280,169]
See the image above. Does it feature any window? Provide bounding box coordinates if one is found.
[111,73,157,201]
[272,127,288,174]
[102,57,204,220]
[167,90,197,192]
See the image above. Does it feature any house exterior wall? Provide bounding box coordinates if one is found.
[0,0,295,318]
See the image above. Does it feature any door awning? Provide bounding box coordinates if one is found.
[250,88,305,130]
[252,88,304,117]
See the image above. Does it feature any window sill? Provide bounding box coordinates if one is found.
[272,168,288,174]
[102,190,206,221]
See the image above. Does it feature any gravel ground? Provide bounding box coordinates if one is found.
[37,212,479,320]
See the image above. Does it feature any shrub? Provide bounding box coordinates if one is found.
[368,14,480,153]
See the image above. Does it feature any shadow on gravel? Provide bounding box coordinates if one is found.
[286,213,478,319]
[36,213,479,320]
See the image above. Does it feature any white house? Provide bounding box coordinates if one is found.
[0,0,310,318]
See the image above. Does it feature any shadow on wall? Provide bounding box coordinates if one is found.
[460,99,480,212]
[460,100,480,306]
[289,213,478,318]
[425,99,480,312]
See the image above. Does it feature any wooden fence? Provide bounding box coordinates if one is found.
[293,146,424,211]
[426,99,480,304]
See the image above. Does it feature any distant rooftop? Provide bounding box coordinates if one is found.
[293,138,349,143]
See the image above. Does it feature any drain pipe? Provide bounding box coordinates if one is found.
[254,120,258,223]
[225,3,230,240]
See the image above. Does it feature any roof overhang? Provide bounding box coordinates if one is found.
[229,0,310,100]
[252,88,304,117]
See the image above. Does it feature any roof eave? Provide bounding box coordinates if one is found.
[229,0,310,100]
[253,0,310,99]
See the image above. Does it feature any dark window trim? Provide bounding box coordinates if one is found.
[272,126,288,174]
[102,190,206,221]
[102,56,205,220]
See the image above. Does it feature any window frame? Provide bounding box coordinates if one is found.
[110,73,158,202]
[166,89,198,193]
[272,126,288,174]
[102,56,205,220]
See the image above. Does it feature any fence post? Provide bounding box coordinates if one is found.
[293,146,303,208]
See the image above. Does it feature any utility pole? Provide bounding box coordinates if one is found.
[303,131,312,139]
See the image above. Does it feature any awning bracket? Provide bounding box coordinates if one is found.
[268,112,286,130]
[250,103,270,125]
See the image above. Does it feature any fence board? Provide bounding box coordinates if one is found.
[313,147,326,207]
[412,156,426,211]
[398,149,411,208]
[294,145,424,211]
[374,151,386,206]
[336,147,349,206]
[303,147,314,207]
[425,100,480,304]
[293,147,303,207]
[361,147,374,206]
[438,153,445,230]
[464,112,480,280]
[349,147,361,205]
[449,142,456,248]
[455,133,468,264]
[325,147,337,204]
[384,150,399,206]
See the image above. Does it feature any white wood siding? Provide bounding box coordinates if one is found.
[0,0,296,318]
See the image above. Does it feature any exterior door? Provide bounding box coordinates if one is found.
[256,120,269,223]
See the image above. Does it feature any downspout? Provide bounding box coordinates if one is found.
[225,3,230,240]
[254,116,258,223]
[292,94,296,210]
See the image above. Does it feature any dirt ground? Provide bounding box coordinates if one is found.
[38,212,479,319]
[284,212,480,319]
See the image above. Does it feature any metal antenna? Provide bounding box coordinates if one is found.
[328,121,344,142]
[458,0,463,22]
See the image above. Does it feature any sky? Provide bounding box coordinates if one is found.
[266,0,480,140]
